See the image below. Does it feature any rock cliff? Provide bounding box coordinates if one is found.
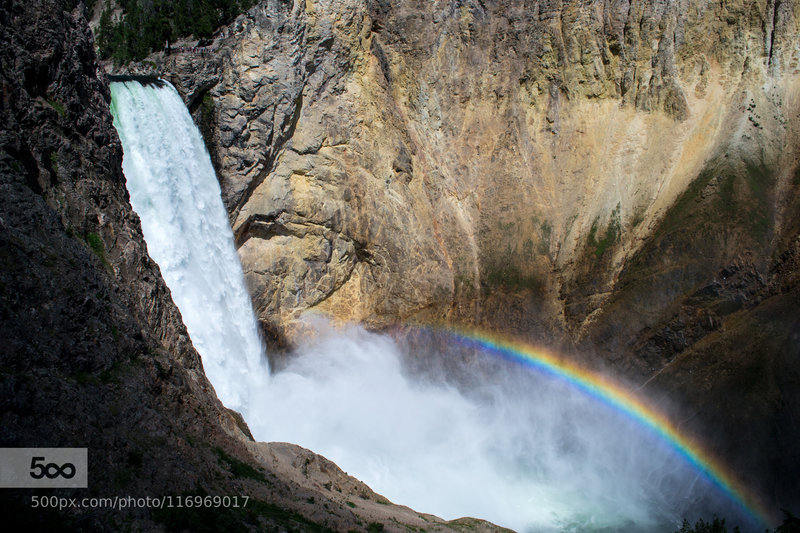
[123,0,800,518]
[136,0,799,351]
[0,1,505,530]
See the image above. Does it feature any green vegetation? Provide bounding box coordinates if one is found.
[86,232,111,270]
[741,163,772,238]
[655,160,773,242]
[607,158,778,299]
[95,0,256,64]
[48,151,58,175]
[483,217,549,292]
[484,250,543,293]
[47,98,66,118]
[587,204,621,258]
[72,357,133,386]
[99,358,134,383]
[673,511,800,533]
[673,516,740,533]
[522,238,534,258]
[538,219,552,254]
[367,523,385,533]
[201,91,215,124]
[656,168,716,236]
[99,361,119,383]
[86,232,103,256]
[453,271,476,299]
[213,446,267,482]
[345,500,356,508]
[72,371,97,385]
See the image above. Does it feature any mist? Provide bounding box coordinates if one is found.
[243,320,747,533]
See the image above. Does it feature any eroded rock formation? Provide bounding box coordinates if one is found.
[135,0,799,355]
[124,0,800,516]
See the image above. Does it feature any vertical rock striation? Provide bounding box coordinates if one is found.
[139,1,800,354]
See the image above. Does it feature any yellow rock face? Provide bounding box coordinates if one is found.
[175,0,800,354]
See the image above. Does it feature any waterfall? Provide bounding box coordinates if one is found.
[109,80,266,415]
[108,80,757,533]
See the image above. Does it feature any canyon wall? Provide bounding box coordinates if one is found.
[142,0,799,358]
[7,0,796,527]
[126,0,800,515]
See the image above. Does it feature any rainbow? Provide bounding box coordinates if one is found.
[421,325,774,528]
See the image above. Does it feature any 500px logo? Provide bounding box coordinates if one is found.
[29,456,76,480]
[0,448,87,488]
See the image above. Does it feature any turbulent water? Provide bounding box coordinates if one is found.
[110,80,754,533]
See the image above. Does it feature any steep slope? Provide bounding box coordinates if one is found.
[0,1,505,531]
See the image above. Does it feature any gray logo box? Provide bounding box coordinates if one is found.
[0,448,87,488]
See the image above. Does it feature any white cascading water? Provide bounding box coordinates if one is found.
[109,80,756,533]
[109,80,267,415]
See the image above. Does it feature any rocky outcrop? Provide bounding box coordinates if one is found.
[0,1,504,530]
